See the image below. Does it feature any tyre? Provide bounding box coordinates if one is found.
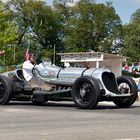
[32,100,45,105]
[32,91,48,105]
[113,76,138,108]
[72,76,100,109]
[0,75,12,105]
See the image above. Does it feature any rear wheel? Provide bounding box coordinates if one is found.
[32,96,49,105]
[32,100,46,105]
[113,76,138,108]
[72,76,100,109]
[0,76,12,105]
[32,90,48,105]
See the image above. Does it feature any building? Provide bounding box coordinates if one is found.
[58,52,126,77]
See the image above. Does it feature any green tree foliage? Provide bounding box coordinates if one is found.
[0,0,126,66]
[53,0,72,53]
[131,9,140,24]
[7,0,63,63]
[57,0,122,52]
[0,0,18,65]
[122,9,140,63]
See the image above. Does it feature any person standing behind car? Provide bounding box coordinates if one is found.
[131,63,138,74]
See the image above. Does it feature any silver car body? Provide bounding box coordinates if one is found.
[34,61,118,96]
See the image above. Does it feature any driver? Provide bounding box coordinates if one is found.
[23,52,37,84]
[23,52,54,90]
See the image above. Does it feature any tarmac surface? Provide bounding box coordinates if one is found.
[1,101,140,140]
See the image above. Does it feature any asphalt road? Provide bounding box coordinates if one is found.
[1,101,140,140]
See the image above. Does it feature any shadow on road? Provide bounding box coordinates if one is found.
[7,101,140,110]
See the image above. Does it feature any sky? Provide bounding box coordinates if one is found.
[46,0,140,24]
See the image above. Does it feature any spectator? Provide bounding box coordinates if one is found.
[137,62,140,72]
[138,79,140,91]
[123,63,129,72]
[131,63,138,74]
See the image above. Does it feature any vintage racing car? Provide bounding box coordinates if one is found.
[0,59,138,109]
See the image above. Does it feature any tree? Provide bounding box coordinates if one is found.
[122,9,140,62]
[0,0,18,65]
[62,0,122,52]
[131,9,140,24]
[7,0,63,63]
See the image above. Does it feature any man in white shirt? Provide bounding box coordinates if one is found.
[23,52,54,90]
[23,52,36,81]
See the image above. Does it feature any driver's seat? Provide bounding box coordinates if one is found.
[16,69,25,81]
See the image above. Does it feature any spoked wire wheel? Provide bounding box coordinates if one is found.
[78,83,93,104]
[113,76,138,108]
[118,83,131,94]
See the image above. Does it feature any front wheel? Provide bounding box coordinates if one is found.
[113,76,138,108]
[72,76,100,109]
